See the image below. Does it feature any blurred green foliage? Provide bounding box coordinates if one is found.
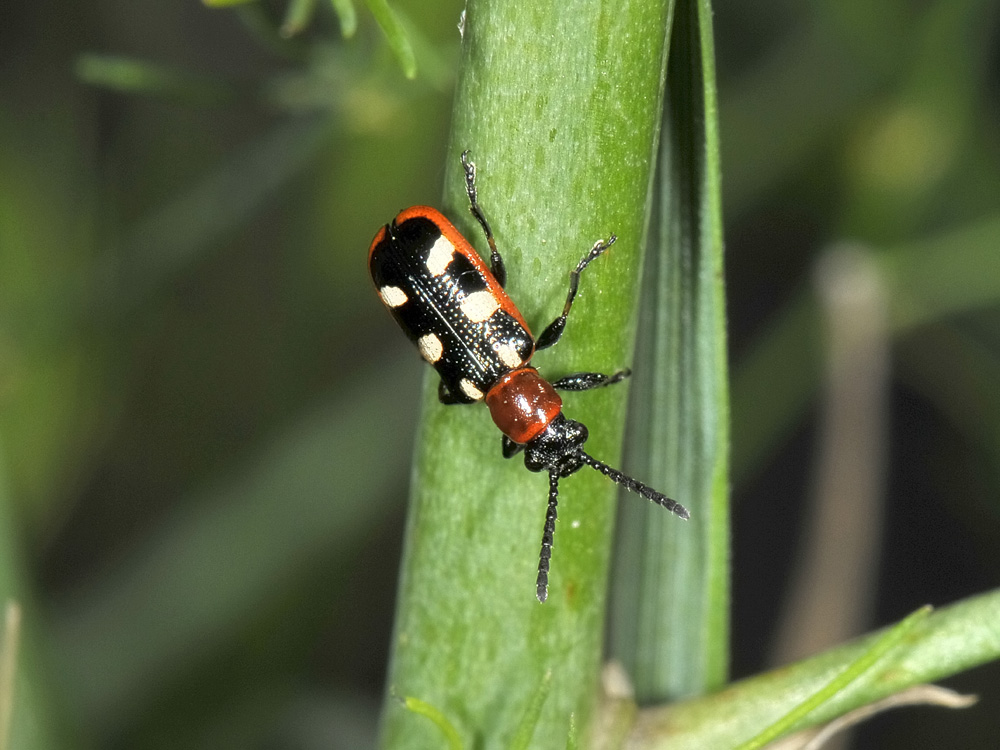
[0,0,998,748]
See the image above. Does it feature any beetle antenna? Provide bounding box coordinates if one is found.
[579,451,690,519]
[536,471,560,602]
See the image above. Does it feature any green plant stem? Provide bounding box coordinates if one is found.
[631,589,1000,749]
[732,606,930,750]
[378,0,673,747]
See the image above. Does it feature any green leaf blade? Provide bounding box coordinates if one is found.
[610,0,730,702]
[365,0,417,79]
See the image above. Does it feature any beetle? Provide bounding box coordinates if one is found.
[368,151,689,602]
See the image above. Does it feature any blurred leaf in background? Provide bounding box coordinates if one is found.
[0,0,997,748]
[719,1,1000,748]
[2,0,458,746]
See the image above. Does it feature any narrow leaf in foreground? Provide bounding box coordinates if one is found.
[611,0,730,702]
[733,606,931,750]
[365,0,417,79]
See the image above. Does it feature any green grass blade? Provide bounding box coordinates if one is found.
[610,0,730,701]
[509,670,553,750]
[280,0,319,37]
[330,0,358,38]
[400,696,463,750]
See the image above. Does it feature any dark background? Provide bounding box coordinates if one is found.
[0,1,998,747]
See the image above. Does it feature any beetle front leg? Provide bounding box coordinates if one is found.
[535,236,616,351]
